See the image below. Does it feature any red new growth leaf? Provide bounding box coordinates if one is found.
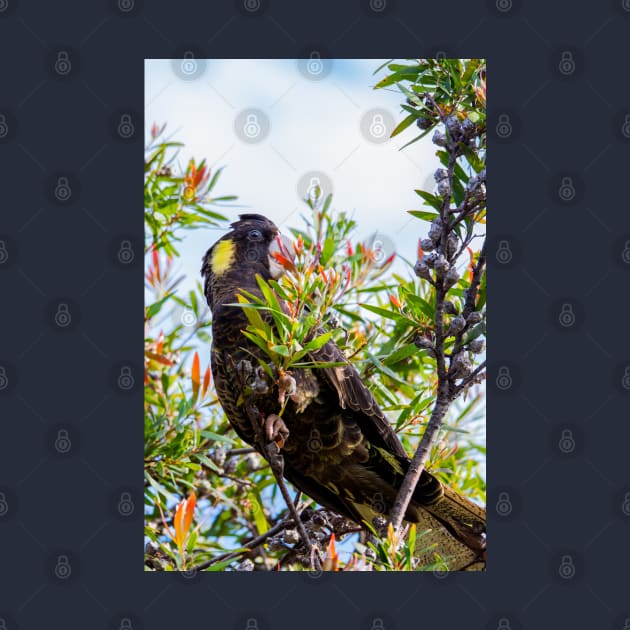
[191,351,200,402]
[389,293,402,309]
[417,239,424,260]
[173,492,197,559]
[201,366,211,399]
[323,533,339,571]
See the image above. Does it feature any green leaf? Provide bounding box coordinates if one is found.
[390,113,417,138]
[414,190,442,212]
[146,294,172,319]
[408,209,440,222]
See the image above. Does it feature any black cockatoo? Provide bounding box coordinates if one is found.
[201,214,485,570]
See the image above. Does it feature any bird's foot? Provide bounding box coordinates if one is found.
[264,413,290,449]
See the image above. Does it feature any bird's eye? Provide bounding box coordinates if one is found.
[248,229,263,241]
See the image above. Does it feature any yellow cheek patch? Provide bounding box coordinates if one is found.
[211,239,236,275]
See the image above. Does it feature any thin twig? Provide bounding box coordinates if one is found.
[243,402,322,571]
[193,518,293,571]
[388,111,485,532]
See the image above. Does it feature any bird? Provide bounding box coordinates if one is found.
[201,213,486,570]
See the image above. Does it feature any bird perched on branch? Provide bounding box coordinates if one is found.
[201,214,486,570]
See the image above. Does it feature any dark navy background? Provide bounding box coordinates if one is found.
[1,1,629,628]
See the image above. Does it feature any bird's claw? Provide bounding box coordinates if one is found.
[264,413,290,449]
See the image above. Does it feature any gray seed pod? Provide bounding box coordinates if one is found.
[236,559,255,571]
[415,335,436,358]
[444,301,459,315]
[444,266,460,289]
[434,168,448,183]
[428,219,443,243]
[437,179,451,198]
[420,238,435,252]
[434,255,450,278]
[223,458,237,475]
[211,444,227,468]
[447,232,458,258]
[432,129,447,147]
[446,315,466,336]
[461,118,476,140]
[467,311,483,325]
[423,252,437,268]
[414,260,433,281]
[452,352,472,378]
[283,529,300,545]
[245,452,261,472]
[469,338,485,354]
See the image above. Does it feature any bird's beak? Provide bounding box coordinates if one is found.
[268,233,295,279]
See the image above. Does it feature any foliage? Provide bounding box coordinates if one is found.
[144,58,486,572]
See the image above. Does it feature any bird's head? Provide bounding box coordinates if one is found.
[201,213,293,310]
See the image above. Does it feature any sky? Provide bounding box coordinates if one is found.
[144,58,441,296]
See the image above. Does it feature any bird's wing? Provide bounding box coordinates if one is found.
[307,336,409,460]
